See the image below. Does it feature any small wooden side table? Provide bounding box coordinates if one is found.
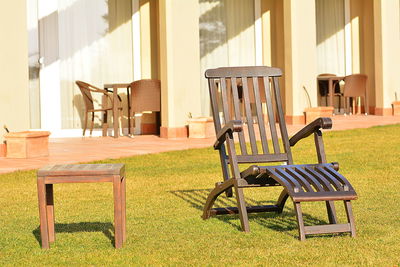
[37,164,126,249]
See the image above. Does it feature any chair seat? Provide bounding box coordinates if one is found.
[241,163,357,202]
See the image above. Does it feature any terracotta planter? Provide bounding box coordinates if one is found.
[0,143,6,157]
[304,107,334,125]
[188,117,214,138]
[4,131,50,158]
[392,101,400,116]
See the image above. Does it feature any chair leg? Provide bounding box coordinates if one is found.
[344,200,356,237]
[46,184,55,243]
[102,110,108,137]
[293,202,306,241]
[83,112,88,136]
[276,189,289,214]
[234,182,250,232]
[90,112,94,136]
[326,201,338,224]
[202,179,234,219]
[119,109,123,136]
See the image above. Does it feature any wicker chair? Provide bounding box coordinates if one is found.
[76,81,122,136]
[343,74,368,115]
[127,79,161,134]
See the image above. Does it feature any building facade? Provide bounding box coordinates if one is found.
[1,0,399,141]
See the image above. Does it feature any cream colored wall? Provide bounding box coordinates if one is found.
[283,0,318,119]
[158,0,202,129]
[139,0,159,126]
[350,0,375,113]
[0,1,30,142]
[140,0,159,79]
[261,0,285,110]
[374,0,400,113]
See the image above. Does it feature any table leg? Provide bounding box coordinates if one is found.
[37,177,49,249]
[121,176,126,243]
[46,184,55,243]
[127,87,131,135]
[328,78,334,108]
[113,87,119,138]
[102,95,108,137]
[113,175,123,248]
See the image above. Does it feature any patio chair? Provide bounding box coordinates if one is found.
[127,79,161,134]
[76,81,122,136]
[202,66,357,240]
[343,74,368,115]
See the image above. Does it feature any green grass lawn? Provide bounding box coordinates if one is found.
[1,124,400,266]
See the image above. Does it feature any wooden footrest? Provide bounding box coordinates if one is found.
[304,223,351,235]
[260,163,357,202]
[209,205,280,216]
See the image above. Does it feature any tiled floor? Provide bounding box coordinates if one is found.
[0,115,399,174]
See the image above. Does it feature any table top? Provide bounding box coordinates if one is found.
[317,75,345,81]
[104,83,130,89]
[38,164,125,176]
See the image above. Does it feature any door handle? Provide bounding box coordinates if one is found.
[38,57,44,67]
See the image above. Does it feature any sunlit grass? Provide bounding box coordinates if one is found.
[1,124,400,266]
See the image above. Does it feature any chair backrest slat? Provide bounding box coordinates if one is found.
[241,77,258,155]
[209,79,222,133]
[263,76,280,153]
[231,77,248,155]
[252,77,269,154]
[205,66,293,167]
[272,77,293,164]
[219,78,231,124]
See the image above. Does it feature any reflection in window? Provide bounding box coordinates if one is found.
[199,0,256,116]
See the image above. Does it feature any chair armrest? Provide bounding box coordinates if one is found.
[214,120,243,149]
[289,117,332,147]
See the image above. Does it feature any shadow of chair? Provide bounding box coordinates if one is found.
[317,73,342,108]
[343,74,368,115]
[75,81,122,136]
[127,79,161,135]
[170,189,328,236]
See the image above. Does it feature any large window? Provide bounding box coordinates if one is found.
[199,0,256,116]
[316,0,346,76]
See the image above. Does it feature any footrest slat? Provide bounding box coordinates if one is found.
[210,205,280,216]
[304,223,351,235]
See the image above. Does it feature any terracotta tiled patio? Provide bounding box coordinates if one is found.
[0,115,399,174]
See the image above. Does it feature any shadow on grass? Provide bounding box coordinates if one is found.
[33,222,114,246]
[170,189,329,238]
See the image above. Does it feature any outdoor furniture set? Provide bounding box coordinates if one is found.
[317,73,368,114]
[76,79,161,138]
[37,66,357,249]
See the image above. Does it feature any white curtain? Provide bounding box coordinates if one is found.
[58,0,133,129]
[316,0,346,76]
[199,0,256,116]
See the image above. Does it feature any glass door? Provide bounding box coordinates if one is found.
[27,0,41,129]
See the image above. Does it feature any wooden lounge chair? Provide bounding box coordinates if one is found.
[202,66,357,240]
